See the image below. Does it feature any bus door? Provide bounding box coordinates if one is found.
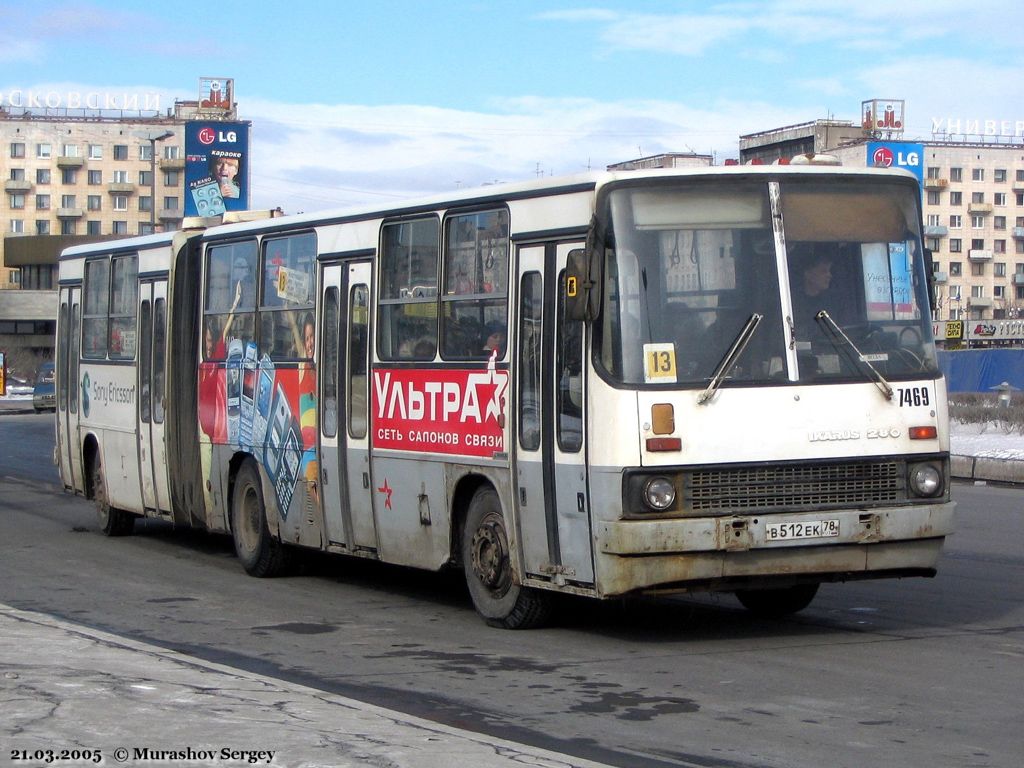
[57,286,84,494]
[513,243,594,585]
[319,260,377,552]
[136,280,170,514]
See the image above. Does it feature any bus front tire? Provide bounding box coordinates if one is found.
[231,460,290,577]
[462,486,551,629]
[92,455,134,536]
[735,583,819,618]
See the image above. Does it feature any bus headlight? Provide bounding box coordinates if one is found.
[643,477,677,511]
[908,462,943,498]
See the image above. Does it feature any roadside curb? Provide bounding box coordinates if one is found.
[951,454,1024,485]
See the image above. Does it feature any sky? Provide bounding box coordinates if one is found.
[2,0,1023,214]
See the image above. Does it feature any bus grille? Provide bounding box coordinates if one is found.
[685,459,904,514]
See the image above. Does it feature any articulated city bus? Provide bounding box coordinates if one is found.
[55,165,954,628]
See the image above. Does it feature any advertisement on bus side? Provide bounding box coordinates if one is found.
[372,366,508,457]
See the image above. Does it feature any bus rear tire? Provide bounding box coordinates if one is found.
[462,486,551,629]
[736,583,819,618]
[231,459,290,577]
[92,455,134,536]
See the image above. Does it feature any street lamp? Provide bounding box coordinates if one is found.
[139,130,173,231]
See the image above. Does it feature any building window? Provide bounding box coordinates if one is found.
[139,196,152,212]
[10,142,25,158]
[113,195,129,211]
[36,143,51,158]
[972,192,985,204]
[995,216,1007,230]
[61,168,77,184]
[995,240,1007,254]
[950,215,962,229]
[10,219,24,233]
[36,168,50,184]
[87,221,102,235]
[163,196,179,211]
[995,169,1007,183]
[61,194,76,208]
[995,193,1007,206]
[35,220,50,235]
[60,220,77,235]
[138,223,154,236]
[971,262,985,277]
[972,168,985,182]
[88,144,103,160]
[972,215,985,229]
[163,170,178,186]
[164,145,180,160]
[112,221,128,235]
[927,214,941,227]
[949,261,962,276]
[995,262,1007,277]
[994,285,1005,299]
[926,166,940,180]
[927,191,940,206]
[9,168,25,181]
[88,169,102,185]
[9,194,25,209]
[950,167,963,182]
[139,145,153,161]
[61,144,79,157]
[35,194,50,210]
[971,285,986,299]
[950,191,962,206]
[113,145,129,161]
[87,195,101,211]
[950,238,962,253]
[139,170,153,187]
[926,237,940,252]
[971,238,985,251]
[113,170,130,184]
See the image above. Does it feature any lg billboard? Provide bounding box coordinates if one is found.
[184,121,251,217]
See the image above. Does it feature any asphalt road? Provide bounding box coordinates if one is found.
[1,410,1021,768]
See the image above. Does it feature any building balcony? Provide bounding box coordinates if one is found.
[968,249,993,261]
[56,156,85,168]
[923,178,948,189]
[924,224,948,237]
[158,208,183,222]
[107,183,137,195]
[969,296,993,308]
[968,202,993,215]
[159,157,186,171]
[932,271,948,284]
[4,179,32,193]
[1013,227,1024,239]
[56,207,84,218]
[1014,273,1024,286]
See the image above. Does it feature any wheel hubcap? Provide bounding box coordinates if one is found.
[470,513,511,595]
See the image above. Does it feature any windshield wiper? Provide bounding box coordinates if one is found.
[815,310,893,401]
[698,313,762,405]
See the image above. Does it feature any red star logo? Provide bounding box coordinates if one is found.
[377,478,393,510]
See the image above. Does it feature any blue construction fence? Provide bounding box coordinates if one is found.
[937,349,1024,393]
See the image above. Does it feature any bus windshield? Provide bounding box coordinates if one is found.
[597,176,939,388]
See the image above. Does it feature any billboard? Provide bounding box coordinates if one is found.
[867,141,924,184]
[184,121,250,217]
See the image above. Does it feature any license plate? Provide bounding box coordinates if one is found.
[765,518,840,542]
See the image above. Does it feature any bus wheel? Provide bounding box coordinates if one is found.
[462,486,551,629]
[736,583,819,618]
[231,459,289,577]
[92,455,134,536]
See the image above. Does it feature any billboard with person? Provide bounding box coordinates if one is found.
[184,121,251,217]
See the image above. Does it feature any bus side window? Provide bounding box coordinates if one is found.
[518,272,542,451]
[557,271,583,453]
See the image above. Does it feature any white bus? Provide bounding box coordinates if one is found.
[55,166,955,628]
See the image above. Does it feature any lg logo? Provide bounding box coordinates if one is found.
[197,127,239,145]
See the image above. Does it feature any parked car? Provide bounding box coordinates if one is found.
[32,362,56,413]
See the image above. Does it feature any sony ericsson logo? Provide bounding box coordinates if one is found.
[81,372,90,417]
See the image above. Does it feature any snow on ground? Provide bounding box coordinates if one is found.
[949,420,1024,460]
